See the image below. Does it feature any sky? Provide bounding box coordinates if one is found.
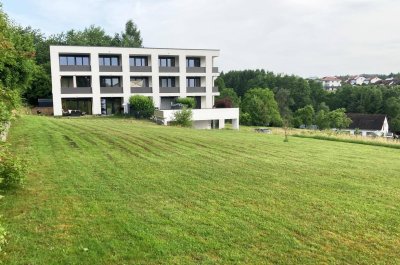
[2,0,400,77]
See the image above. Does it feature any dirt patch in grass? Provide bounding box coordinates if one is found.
[63,135,79,149]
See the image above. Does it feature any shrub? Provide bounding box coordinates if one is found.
[0,221,5,252]
[0,146,27,190]
[129,95,155,119]
[175,98,196,109]
[214,98,233,108]
[240,112,252,125]
[173,107,193,127]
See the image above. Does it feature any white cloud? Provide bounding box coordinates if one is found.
[2,0,400,76]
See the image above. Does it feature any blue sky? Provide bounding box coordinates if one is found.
[2,0,400,77]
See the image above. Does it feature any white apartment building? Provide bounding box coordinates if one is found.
[50,45,239,129]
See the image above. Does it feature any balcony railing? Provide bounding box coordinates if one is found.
[130,66,152,72]
[186,67,206,73]
[159,67,180,73]
[130,87,153,93]
[212,67,219,73]
[61,87,92,94]
[187,87,206,93]
[99,65,122,72]
[212,86,219,92]
[100,87,123,94]
[60,65,91,72]
[159,87,180,93]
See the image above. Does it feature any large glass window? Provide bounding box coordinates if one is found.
[130,77,149,87]
[159,57,175,67]
[160,77,176,87]
[99,56,120,66]
[186,57,201,67]
[59,55,90,66]
[60,76,73,87]
[130,56,148,67]
[76,76,91,87]
[100,77,121,87]
[186,77,201,87]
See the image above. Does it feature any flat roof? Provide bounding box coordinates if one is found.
[50,45,219,51]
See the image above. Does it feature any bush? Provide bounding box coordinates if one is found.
[240,112,252,125]
[129,95,155,119]
[214,98,233,108]
[175,98,196,109]
[172,107,192,127]
[0,221,5,252]
[0,146,26,190]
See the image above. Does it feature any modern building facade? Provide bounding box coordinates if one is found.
[50,45,239,129]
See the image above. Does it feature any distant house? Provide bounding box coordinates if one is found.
[370,77,382,84]
[344,113,389,137]
[347,76,366,86]
[321,76,341,91]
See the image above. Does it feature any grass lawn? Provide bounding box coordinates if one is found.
[1,115,400,264]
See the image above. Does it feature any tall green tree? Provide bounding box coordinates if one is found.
[216,88,240,107]
[121,20,143,47]
[293,105,315,128]
[241,88,282,126]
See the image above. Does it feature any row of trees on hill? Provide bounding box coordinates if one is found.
[216,70,400,131]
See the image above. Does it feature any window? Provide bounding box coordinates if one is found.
[100,77,121,87]
[99,56,120,66]
[60,76,73,87]
[59,55,90,66]
[159,57,175,67]
[130,77,149,87]
[186,57,201,67]
[186,77,201,87]
[76,76,91,87]
[130,56,148,67]
[160,77,176,87]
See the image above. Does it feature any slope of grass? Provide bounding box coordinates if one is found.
[1,115,400,264]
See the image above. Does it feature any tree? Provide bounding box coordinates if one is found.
[216,88,240,107]
[241,88,282,126]
[275,88,293,141]
[315,110,330,130]
[389,116,400,132]
[384,97,400,119]
[293,105,315,128]
[328,108,352,129]
[121,20,143,47]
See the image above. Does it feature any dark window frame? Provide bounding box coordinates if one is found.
[99,55,120,66]
[186,77,201,87]
[59,55,90,66]
[159,57,176,67]
[100,76,122,87]
[186,57,201,67]
[130,56,148,67]
[159,77,176,87]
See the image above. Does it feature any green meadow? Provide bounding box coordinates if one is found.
[1,115,399,264]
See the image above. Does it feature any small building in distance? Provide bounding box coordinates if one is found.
[344,113,389,137]
[321,76,342,91]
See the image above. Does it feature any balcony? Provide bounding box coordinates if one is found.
[159,67,180,73]
[212,87,219,92]
[60,65,91,72]
[212,67,219,73]
[159,87,180,93]
[130,66,152,72]
[61,87,92,94]
[131,87,153,93]
[99,65,122,72]
[186,67,206,73]
[187,87,206,93]
[100,87,123,94]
